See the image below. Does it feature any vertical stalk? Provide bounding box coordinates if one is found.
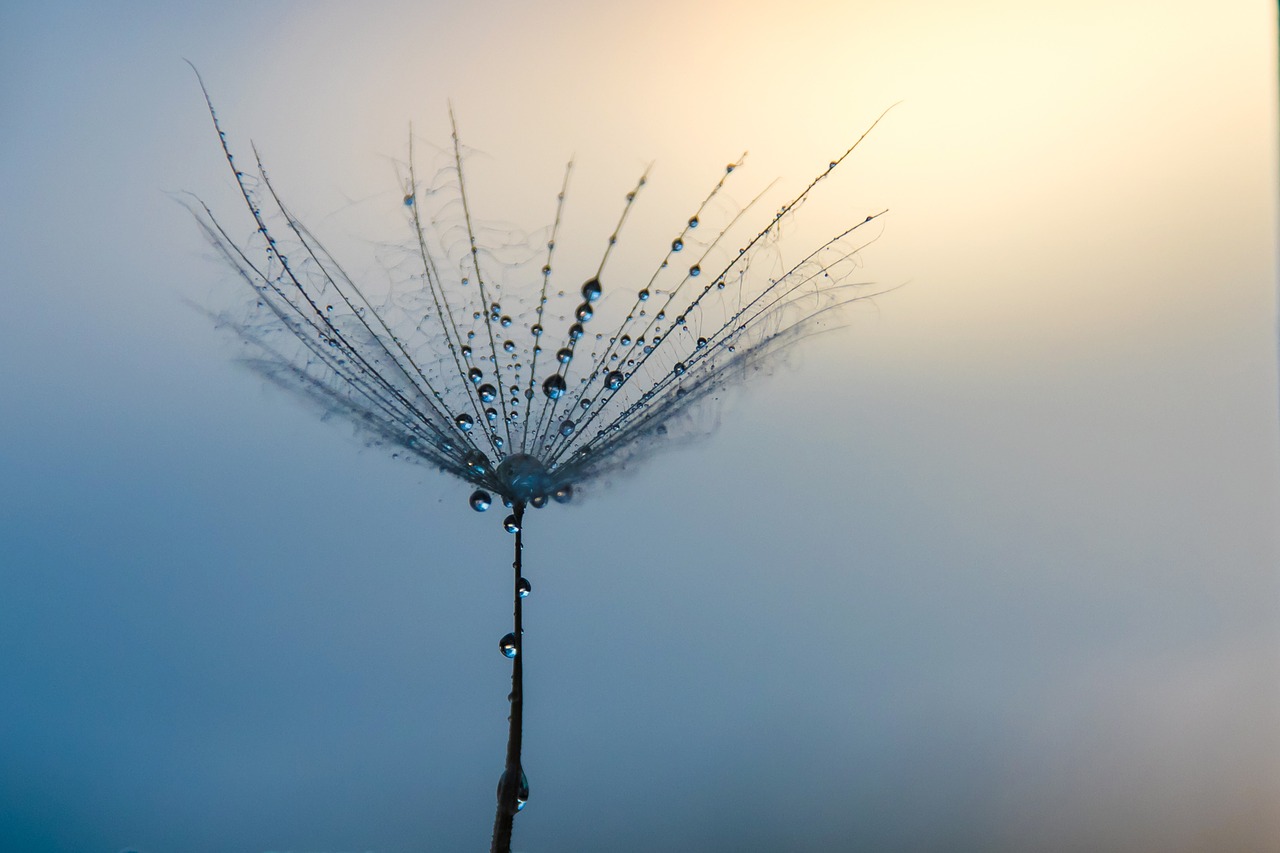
[491,501,525,853]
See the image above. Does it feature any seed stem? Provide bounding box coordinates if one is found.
[491,501,525,853]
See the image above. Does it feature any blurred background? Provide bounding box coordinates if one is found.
[1,1,1276,851]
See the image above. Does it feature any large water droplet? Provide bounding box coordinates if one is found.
[530,494,548,508]
[576,302,594,322]
[468,367,483,384]
[518,577,531,598]
[638,289,650,302]
[531,323,543,337]
[497,454,553,503]
[606,371,624,390]
[559,419,575,437]
[581,278,602,302]
[499,633,518,657]
[479,383,497,403]
[673,362,686,376]
[671,238,684,252]
[553,484,574,504]
[470,490,492,512]
[688,216,699,228]
[689,265,701,277]
[543,374,567,399]
[569,323,584,340]
[455,413,474,432]
[556,348,573,364]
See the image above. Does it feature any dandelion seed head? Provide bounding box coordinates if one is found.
[191,86,890,509]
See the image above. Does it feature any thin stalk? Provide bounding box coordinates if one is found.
[491,501,526,853]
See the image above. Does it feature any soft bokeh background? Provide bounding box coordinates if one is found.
[2,1,1276,851]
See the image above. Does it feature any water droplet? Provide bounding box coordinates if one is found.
[697,337,707,348]
[553,484,574,504]
[462,345,473,360]
[576,302,593,322]
[486,407,499,422]
[503,515,520,534]
[581,278,602,302]
[497,454,553,503]
[671,238,684,252]
[638,289,650,302]
[620,334,632,346]
[559,419,575,437]
[556,348,573,364]
[326,304,334,313]
[470,490,491,512]
[568,323,584,340]
[531,323,544,337]
[499,633,518,657]
[689,265,701,277]
[504,339,516,352]
[496,767,529,811]
[479,384,497,402]
[403,193,415,206]
[530,494,548,508]
[673,362,686,375]
[606,371,624,390]
[455,413,474,432]
[518,577,531,597]
[543,374,567,399]
[688,216,699,228]
[465,451,489,476]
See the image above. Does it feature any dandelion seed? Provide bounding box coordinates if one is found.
[186,65,892,853]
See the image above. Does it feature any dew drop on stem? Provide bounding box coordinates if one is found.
[496,766,529,811]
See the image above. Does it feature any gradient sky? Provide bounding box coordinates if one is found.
[2,2,1277,851]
